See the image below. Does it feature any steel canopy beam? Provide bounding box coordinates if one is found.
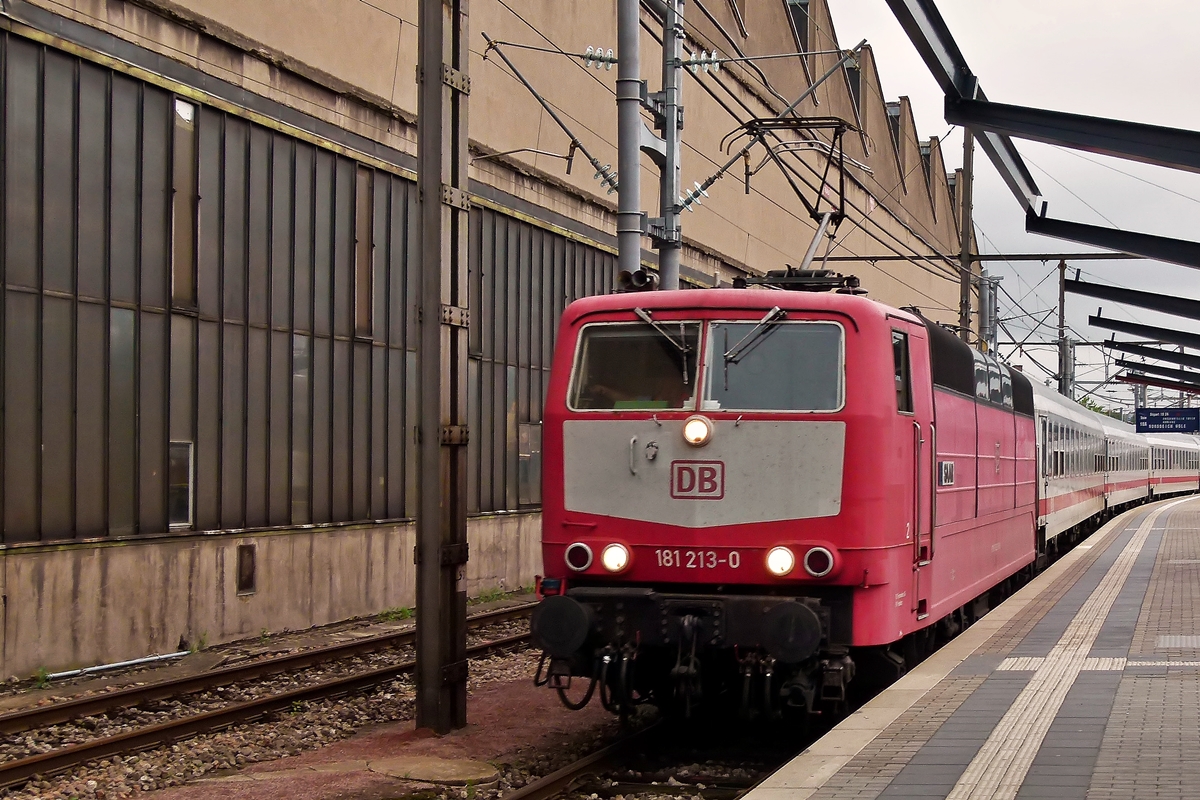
[946,97,1200,174]
[1104,340,1200,371]
[1115,373,1200,396]
[1028,214,1200,271]
[1066,278,1200,321]
[884,0,1043,215]
[1115,359,1200,386]
[1090,315,1200,351]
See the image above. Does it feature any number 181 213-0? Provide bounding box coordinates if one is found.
[654,549,741,569]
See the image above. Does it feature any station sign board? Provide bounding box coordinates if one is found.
[1135,408,1200,433]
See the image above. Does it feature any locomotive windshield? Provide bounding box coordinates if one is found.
[705,321,843,411]
[569,322,700,410]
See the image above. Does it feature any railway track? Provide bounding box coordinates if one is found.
[0,604,534,791]
[502,723,665,800]
[500,720,792,800]
[0,602,533,735]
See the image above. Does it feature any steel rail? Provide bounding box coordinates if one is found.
[499,723,663,800]
[0,632,532,790]
[0,602,535,735]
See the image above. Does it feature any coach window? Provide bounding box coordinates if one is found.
[1040,418,1048,473]
[892,331,912,413]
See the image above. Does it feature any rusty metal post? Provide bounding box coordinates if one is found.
[415,0,469,732]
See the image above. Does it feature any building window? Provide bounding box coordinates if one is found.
[519,423,542,506]
[885,101,901,149]
[845,64,861,114]
[236,544,257,594]
[355,166,374,337]
[171,99,197,306]
[786,0,810,51]
[168,441,194,527]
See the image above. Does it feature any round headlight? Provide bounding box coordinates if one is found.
[682,415,713,447]
[601,543,630,573]
[804,547,834,578]
[766,546,795,577]
[564,542,593,572]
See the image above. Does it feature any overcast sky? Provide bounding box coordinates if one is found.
[827,0,1200,410]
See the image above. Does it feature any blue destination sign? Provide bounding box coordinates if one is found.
[1136,408,1200,433]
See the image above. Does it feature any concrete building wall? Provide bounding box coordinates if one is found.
[1,513,541,678]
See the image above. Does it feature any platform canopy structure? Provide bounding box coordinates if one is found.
[885,0,1200,395]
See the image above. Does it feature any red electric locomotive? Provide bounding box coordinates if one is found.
[530,280,1038,717]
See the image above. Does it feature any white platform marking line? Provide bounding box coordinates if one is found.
[997,657,1044,671]
[946,497,1191,800]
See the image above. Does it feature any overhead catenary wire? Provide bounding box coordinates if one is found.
[484,1,968,310]
[604,2,969,284]
[679,26,966,279]
[478,36,957,309]
[481,35,618,193]
[659,21,965,283]
[1054,146,1200,208]
[635,3,970,285]
[1024,153,1122,229]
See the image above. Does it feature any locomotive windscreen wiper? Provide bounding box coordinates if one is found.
[723,306,787,363]
[634,308,693,385]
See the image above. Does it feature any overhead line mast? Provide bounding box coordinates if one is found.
[415,0,469,733]
[617,0,685,290]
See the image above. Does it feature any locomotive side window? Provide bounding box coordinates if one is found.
[987,362,1003,405]
[892,330,912,413]
[569,322,700,410]
[705,321,843,411]
[973,352,989,400]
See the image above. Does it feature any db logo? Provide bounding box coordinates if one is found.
[670,460,725,500]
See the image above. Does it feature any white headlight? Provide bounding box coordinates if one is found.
[682,415,713,446]
[766,546,795,576]
[601,543,630,572]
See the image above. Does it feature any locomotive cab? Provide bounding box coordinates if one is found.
[532,289,947,717]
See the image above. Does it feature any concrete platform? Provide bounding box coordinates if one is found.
[745,495,1200,800]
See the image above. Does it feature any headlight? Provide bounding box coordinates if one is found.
[803,547,834,577]
[601,543,630,572]
[682,415,713,446]
[766,546,795,576]
[564,542,593,572]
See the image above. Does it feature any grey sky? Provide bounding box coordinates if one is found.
[827,0,1200,410]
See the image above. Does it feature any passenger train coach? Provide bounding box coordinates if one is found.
[529,281,1200,720]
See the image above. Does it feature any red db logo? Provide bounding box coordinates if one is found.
[670,460,725,500]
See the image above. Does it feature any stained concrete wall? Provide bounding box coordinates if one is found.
[0,513,542,679]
